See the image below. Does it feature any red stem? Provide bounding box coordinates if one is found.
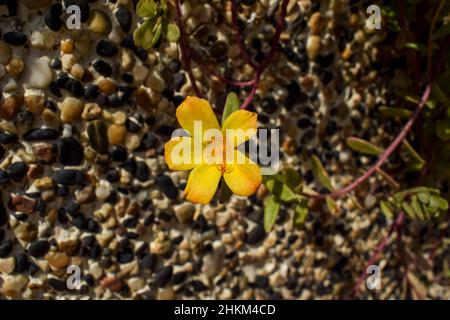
[311,84,432,200]
[351,213,405,298]
[230,0,257,69]
[174,0,202,97]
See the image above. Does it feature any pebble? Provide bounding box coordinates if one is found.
[107,124,127,145]
[96,39,119,57]
[154,266,173,287]
[52,169,85,185]
[246,225,266,244]
[22,58,53,89]
[0,240,13,258]
[87,120,109,153]
[0,257,16,274]
[58,137,84,166]
[23,128,59,141]
[93,59,113,77]
[156,175,178,200]
[28,240,50,258]
[45,12,63,31]
[3,32,27,46]
[25,95,46,115]
[115,6,132,33]
[60,97,84,123]
[7,162,28,182]
[0,94,23,120]
[174,203,195,223]
[307,35,322,61]
[88,9,112,35]
[0,41,12,65]
[146,71,166,92]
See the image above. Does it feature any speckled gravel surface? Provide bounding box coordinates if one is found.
[0,0,449,300]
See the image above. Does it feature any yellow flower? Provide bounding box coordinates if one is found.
[164,96,262,204]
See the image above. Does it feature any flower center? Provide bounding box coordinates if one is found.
[206,136,233,174]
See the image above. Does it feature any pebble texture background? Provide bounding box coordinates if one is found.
[0,0,448,299]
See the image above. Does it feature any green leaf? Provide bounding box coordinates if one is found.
[282,167,302,191]
[221,92,240,124]
[310,155,333,191]
[379,106,412,119]
[264,195,280,232]
[326,197,339,214]
[136,0,158,18]
[380,200,394,220]
[402,201,416,219]
[402,140,425,165]
[294,202,308,227]
[165,22,180,42]
[404,42,426,53]
[263,175,297,202]
[346,137,383,156]
[134,18,158,49]
[219,179,233,204]
[433,22,450,40]
[149,18,163,48]
[160,0,168,12]
[412,195,425,220]
[436,119,450,141]
[432,84,448,103]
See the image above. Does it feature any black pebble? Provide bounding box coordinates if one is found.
[47,278,67,292]
[0,240,13,258]
[111,146,128,162]
[58,137,84,166]
[28,240,50,258]
[246,225,265,244]
[154,266,173,287]
[96,39,119,57]
[136,132,158,151]
[0,171,9,186]
[135,162,149,182]
[156,175,178,200]
[84,84,99,100]
[65,78,85,97]
[0,145,4,160]
[15,253,29,272]
[3,31,27,46]
[23,128,59,141]
[255,275,269,288]
[172,271,187,284]
[0,131,18,144]
[51,58,62,69]
[93,59,113,77]
[7,162,27,182]
[115,6,132,32]
[261,96,278,114]
[0,201,8,227]
[117,248,134,264]
[52,169,85,186]
[45,13,63,31]
[106,169,120,183]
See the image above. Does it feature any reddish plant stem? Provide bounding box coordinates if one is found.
[239,0,290,109]
[351,213,405,298]
[310,84,432,200]
[174,0,202,97]
[230,0,257,69]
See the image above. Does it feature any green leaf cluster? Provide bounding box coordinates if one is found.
[134,0,180,49]
[381,187,448,221]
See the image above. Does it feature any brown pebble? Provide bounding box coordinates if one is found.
[9,194,37,215]
[98,78,117,95]
[25,95,45,115]
[0,94,23,120]
[6,57,24,76]
[60,97,84,123]
[107,124,127,145]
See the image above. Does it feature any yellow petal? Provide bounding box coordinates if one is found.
[164,136,202,170]
[176,96,221,142]
[222,110,257,147]
[184,164,221,204]
[224,150,262,196]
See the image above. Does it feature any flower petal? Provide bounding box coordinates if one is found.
[222,110,257,147]
[176,96,221,142]
[224,150,262,197]
[164,136,202,170]
[184,164,221,204]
